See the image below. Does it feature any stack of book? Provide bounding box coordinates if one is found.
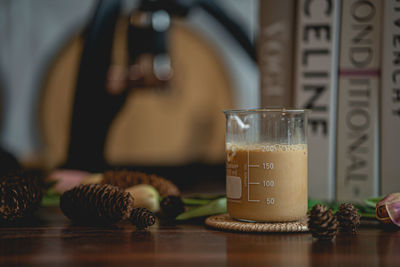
[259,0,400,202]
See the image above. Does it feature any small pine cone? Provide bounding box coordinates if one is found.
[308,204,338,240]
[130,207,156,229]
[336,203,361,232]
[160,195,185,220]
[102,170,180,197]
[60,184,133,225]
[0,170,44,223]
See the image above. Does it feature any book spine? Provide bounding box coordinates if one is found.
[294,0,341,201]
[259,0,295,108]
[336,0,381,202]
[381,0,400,195]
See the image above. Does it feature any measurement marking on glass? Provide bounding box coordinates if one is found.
[247,149,260,202]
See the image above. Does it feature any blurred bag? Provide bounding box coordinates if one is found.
[40,0,254,171]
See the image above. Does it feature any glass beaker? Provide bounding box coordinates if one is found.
[223,109,309,222]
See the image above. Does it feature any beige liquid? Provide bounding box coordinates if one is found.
[226,143,308,222]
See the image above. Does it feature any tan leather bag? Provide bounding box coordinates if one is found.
[40,17,233,170]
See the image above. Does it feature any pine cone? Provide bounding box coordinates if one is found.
[102,170,180,197]
[60,184,133,225]
[130,207,156,229]
[308,204,338,240]
[160,195,185,220]
[336,203,361,232]
[0,170,44,223]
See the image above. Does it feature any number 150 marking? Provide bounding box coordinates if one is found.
[262,162,274,170]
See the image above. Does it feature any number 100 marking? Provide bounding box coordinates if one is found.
[263,180,274,187]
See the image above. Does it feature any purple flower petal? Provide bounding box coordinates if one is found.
[387,201,400,227]
[376,193,400,227]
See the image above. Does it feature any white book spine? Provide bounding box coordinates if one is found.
[259,0,296,107]
[294,0,341,201]
[381,0,400,195]
[336,0,381,202]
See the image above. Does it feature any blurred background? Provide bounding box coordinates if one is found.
[0,0,259,186]
[1,0,396,205]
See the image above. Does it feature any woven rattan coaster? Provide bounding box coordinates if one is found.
[205,213,309,233]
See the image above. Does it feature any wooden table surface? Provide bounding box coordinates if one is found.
[0,207,399,266]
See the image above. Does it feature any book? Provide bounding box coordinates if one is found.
[259,0,296,108]
[380,0,400,195]
[336,0,382,202]
[294,0,341,201]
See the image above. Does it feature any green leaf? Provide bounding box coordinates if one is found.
[364,197,382,208]
[41,190,60,207]
[176,197,226,221]
[329,202,341,213]
[181,194,226,206]
[185,194,225,200]
[360,213,376,219]
[175,197,379,222]
[182,198,212,206]
[307,199,377,217]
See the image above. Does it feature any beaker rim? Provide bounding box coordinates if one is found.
[222,108,311,114]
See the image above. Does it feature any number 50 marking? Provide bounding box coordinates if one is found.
[266,198,275,205]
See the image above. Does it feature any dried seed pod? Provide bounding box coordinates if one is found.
[308,204,338,240]
[0,170,44,223]
[60,184,133,225]
[376,193,400,227]
[130,207,156,229]
[102,170,180,197]
[337,203,361,232]
[160,195,185,220]
[126,184,160,212]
